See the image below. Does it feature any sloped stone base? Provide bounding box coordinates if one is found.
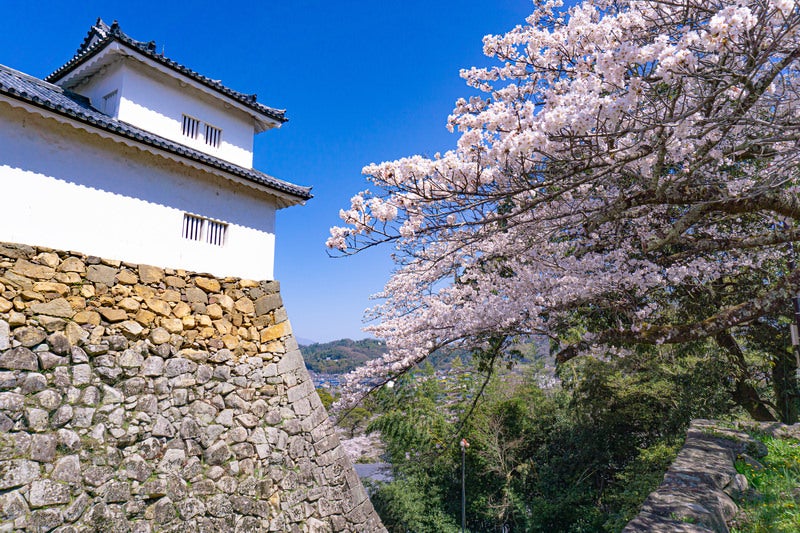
[0,241,385,532]
[624,419,767,533]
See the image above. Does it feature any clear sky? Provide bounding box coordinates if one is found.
[1,0,535,343]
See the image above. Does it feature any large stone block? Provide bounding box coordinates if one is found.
[30,434,57,463]
[30,298,74,318]
[0,490,29,521]
[86,264,119,286]
[51,455,82,484]
[0,392,25,411]
[0,460,40,490]
[254,294,282,317]
[58,257,86,273]
[12,259,55,280]
[0,320,9,350]
[138,264,164,284]
[0,347,38,371]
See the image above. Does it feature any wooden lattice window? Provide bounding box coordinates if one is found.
[182,114,200,139]
[182,213,227,246]
[182,114,222,148]
[205,124,222,148]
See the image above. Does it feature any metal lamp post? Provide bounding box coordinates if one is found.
[786,224,800,423]
[460,438,469,533]
[789,245,800,379]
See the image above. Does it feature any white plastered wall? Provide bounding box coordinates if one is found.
[77,58,255,168]
[0,101,277,280]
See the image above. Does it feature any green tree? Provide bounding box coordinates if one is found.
[316,388,336,410]
[367,344,739,532]
[368,363,463,532]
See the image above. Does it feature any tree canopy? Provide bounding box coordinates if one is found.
[329,0,800,407]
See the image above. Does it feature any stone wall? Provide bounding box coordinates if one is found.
[0,242,385,532]
[623,419,768,533]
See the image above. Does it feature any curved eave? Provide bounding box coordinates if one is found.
[46,34,287,130]
[0,92,312,209]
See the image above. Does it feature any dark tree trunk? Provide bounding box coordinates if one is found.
[772,347,799,424]
[715,331,778,422]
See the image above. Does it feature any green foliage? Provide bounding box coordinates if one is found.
[301,338,388,374]
[740,318,800,424]
[316,388,336,410]
[302,337,546,377]
[602,442,683,531]
[366,344,739,532]
[733,436,800,532]
[339,406,372,438]
[562,341,738,445]
[370,478,460,533]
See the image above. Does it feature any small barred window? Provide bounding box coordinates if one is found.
[182,114,222,148]
[182,114,200,139]
[205,124,222,148]
[206,219,226,246]
[182,213,227,246]
[101,90,119,116]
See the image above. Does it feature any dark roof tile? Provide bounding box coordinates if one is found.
[47,19,287,124]
[0,63,312,203]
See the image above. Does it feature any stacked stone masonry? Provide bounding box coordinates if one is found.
[624,419,770,533]
[0,241,385,532]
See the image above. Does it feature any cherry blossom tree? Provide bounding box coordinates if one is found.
[329,0,800,416]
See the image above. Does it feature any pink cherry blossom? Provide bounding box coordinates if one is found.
[329,0,800,410]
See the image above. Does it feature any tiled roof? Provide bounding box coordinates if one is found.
[46,19,287,125]
[0,63,312,203]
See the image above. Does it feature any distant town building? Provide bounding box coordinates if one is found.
[0,19,311,279]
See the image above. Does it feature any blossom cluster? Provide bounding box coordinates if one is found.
[329,0,800,409]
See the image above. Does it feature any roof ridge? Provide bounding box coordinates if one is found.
[48,19,287,124]
[75,18,111,56]
[0,63,310,202]
[0,63,65,94]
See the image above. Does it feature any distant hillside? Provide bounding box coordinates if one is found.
[300,338,388,374]
[299,336,551,376]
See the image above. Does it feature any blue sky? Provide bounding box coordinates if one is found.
[2,1,535,342]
